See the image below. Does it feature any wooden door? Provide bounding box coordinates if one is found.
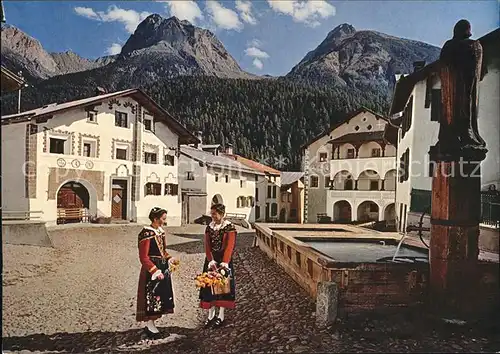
[111,188,123,219]
[57,187,84,208]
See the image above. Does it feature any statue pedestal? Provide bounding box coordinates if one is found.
[429,160,482,319]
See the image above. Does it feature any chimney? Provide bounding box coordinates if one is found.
[95,86,107,96]
[195,131,203,149]
[413,61,426,73]
[225,143,233,155]
[394,72,404,83]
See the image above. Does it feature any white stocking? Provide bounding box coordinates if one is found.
[208,307,216,320]
[218,307,225,321]
[147,320,159,334]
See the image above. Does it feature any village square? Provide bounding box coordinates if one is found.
[1,0,499,353]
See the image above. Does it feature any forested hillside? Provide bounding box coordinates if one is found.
[1,76,389,169]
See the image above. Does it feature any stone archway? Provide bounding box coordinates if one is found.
[333,200,352,222]
[357,201,379,222]
[56,179,98,223]
[383,203,396,221]
[211,194,224,206]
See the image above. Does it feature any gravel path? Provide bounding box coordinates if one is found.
[3,224,499,353]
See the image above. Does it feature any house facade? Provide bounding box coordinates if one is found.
[386,28,500,233]
[179,145,264,223]
[279,172,305,223]
[223,150,281,223]
[1,89,197,226]
[301,108,397,223]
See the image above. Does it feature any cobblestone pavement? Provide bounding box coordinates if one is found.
[3,225,500,353]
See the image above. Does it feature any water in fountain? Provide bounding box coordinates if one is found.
[392,232,407,262]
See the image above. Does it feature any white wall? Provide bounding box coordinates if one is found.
[1,123,29,212]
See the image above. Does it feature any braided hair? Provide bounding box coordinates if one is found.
[148,207,167,222]
[210,203,226,216]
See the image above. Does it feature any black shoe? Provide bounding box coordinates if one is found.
[144,326,162,340]
[213,317,225,327]
[204,317,216,328]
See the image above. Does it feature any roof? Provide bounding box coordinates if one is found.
[389,28,500,116]
[180,145,265,175]
[280,172,304,186]
[1,88,198,144]
[328,131,386,145]
[300,106,387,151]
[223,153,281,175]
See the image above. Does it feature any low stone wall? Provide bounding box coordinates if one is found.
[2,220,52,247]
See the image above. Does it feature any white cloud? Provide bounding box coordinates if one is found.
[162,1,204,24]
[267,0,335,27]
[74,7,100,20]
[235,0,257,25]
[74,5,151,34]
[248,39,262,47]
[252,58,264,70]
[206,1,243,31]
[245,47,269,59]
[106,43,122,55]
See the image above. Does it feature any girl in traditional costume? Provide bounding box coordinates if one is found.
[199,203,237,327]
[136,207,176,339]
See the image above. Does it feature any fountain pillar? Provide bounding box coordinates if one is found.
[428,19,487,319]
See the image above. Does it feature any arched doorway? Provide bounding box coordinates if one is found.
[57,182,90,209]
[357,201,379,222]
[384,203,396,221]
[333,200,352,222]
[279,208,287,223]
[211,194,223,206]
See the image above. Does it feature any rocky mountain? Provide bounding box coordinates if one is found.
[287,23,440,92]
[0,24,114,80]
[1,14,253,86]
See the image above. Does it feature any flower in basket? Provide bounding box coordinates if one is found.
[169,258,180,273]
[195,271,228,289]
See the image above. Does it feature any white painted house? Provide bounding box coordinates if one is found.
[179,144,264,224]
[301,108,397,223]
[1,89,198,226]
[386,28,500,233]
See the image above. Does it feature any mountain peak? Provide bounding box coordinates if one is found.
[325,23,356,43]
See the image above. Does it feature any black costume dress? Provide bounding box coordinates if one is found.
[199,221,237,309]
[136,226,174,322]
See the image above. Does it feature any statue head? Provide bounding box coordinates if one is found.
[453,19,472,39]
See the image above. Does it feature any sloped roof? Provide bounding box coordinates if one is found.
[1,65,25,92]
[1,88,198,144]
[300,106,387,150]
[328,131,386,144]
[224,153,280,175]
[281,171,304,186]
[180,145,264,175]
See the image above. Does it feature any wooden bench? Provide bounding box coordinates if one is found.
[57,208,90,224]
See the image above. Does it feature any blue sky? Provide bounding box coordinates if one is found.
[3,1,499,76]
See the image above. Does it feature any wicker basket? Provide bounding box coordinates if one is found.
[211,278,231,295]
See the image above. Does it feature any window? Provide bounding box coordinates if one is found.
[402,96,413,138]
[255,188,259,201]
[255,175,258,182]
[345,176,353,190]
[144,114,153,131]
[271,203,278,216]
[49,138,66,154]
[115,111,128,128]
[370,180,379,191]
[225,175,229,183]
[240,180,246,188]
[324,176,331,189]
[256,205,261,219]
[371,148,381,157]
[87,111,97,123]
[215,174,219,182]
[145,183,161,196]
[83,143,91,157]
[288,194,292,203]
[399,148,410,183]
[267,185,272,198]
[429,160,436,177]
[347,149,355,159]
[310,176,319,188]
[186,172,194,180]
[367,125,372,130]
[281,193,287,202]
[272,186,277,198]
[144,152,157,164]
[164,154,175,166]
[431,89,441,122]
[116,148,128,160]
[164,183,178,196]
[319,152,328,162]
[370,204,378,213]
[248,196,255,207]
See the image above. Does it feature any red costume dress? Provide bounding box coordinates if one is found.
[136,226,174,322]
[199,220,237,309]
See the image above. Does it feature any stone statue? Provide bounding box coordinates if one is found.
[431,19,487,161]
